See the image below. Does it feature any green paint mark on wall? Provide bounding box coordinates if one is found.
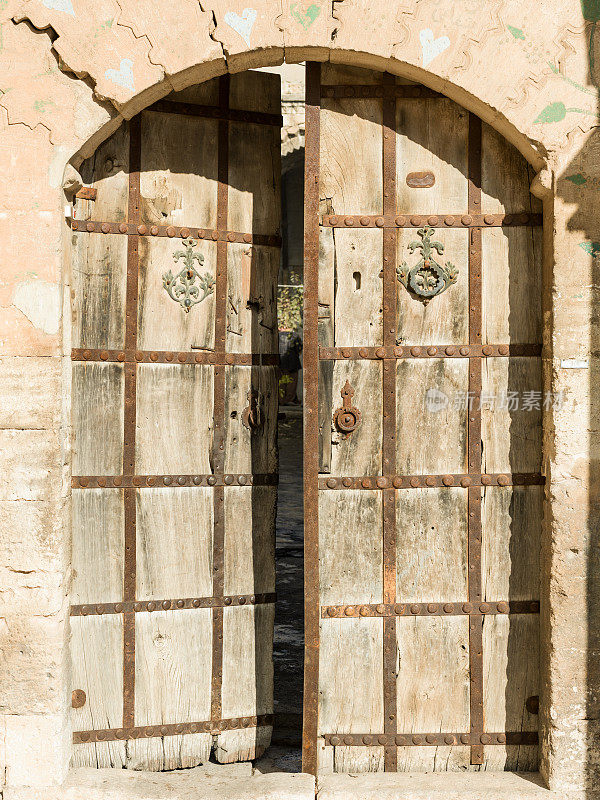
[566,173,588,185]
[534,101,598,124]
[579,241,600,257]
[507,25,525,39]
[33,100,55,113]
[290,2,321,29]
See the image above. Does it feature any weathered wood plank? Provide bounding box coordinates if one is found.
[72,363,124,476]
[481,123,542,215]
[482,486,542,602]
[136,487,213,600]
[135,364,213,475]
[396,359,468,475]
[71,233,128,351]
[396,487,468,603]
[396,98,468,215]
[319,490,383,606]
[396,745,471,772]
[133,609,212,769]
[226,245,278,354]
[217,604,274,762]
[223,486,276,596]
[77,121,130,222]
[482,228,542,345]
[396,228,469,346]
[481,357,542,474]
[328,360,383,477]
[70,614,126,768]
[140,110,218,230]
[72,489,124,605]
[137,236,217,353]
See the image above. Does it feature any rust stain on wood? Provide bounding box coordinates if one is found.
[406,171,435,188]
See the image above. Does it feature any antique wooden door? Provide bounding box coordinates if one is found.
[69,72,281,770]
[303,63,543,774]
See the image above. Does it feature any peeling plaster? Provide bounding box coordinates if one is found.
[11,280,60,335]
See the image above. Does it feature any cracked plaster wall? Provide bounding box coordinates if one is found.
[0,0,599,796]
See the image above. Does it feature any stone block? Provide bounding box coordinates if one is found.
[4,714,69,787]
[0,358,62,430]
[0,430,61,501]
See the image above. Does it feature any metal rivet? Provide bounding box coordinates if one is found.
[460,346,470,356]
[344,216,354,226]
[460,734,470,744]
[410,477,420,487]
[178,476,186,485]
[428,216,439,226]
[224,475,234,485]
[227,232,236,241]
[146,602,156,611]
[329,216,338,226]
[330,735,340,745]
[211,231,219,240]
[461,477,472,487]
[394,346,403,357]
[375,347,385,358]
[162,600,171,610]
[134,603,142,612]
[86,222,95,232]
[193,598,201,607]
[480,734,491,744]
[375,217,385,227]
[342,478,352,487]
[425,476,436,487]
[497,601,509,614]
[443,603,454,613]
[482,345,493,356]
[96,731,106,740]
[208,476,216,485]
[395,735,405,745]
[362,735,372,744]
[237,475,247,485]
[137,224,147,235]
[326,478,337,488]
[327,607,337,617]
[342,348,351,358]
[118,223,128,234]
[71,689,87,708]
[167,226,176,237]
[497,474,510,486]
[484,214,495,225]
[177,353,187,363]
[427,603,438,613]
[151,226,159,236]
[223,597,232,606]
[479,602,490,613]
[177,599,185,608]
[71,221,79,231]
[117,352,125,362]
[481,475,492,486]
[395,216,406,227]
[345,606,354,616]
[410,346,421,356]
[376,604,386,615]
[444,734,456,745]
[462,215,473,226]
[243,234,252,244]
[360,606,370,616]
[462,603,473,613]
[239,596,247,606]
[442,475,454,486]
[427,346,437,356]
[376,477,388,488]
[498,344,509,355]
[394,604,404,615]
[497,733,507,743]
[163,477,172,486]
[361,479,372,489]
[392,477,403,488]
[444,216,455,226]
[410,604,420,615]
[114,602,124,614]
[412,735,422,744]
[426,734,436,744]
[147,477,156,486]
[410,215,421,226]
[96,604,104,614]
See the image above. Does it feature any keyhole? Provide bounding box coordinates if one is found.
[353,271,361,291]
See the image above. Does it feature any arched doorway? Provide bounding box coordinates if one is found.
[68,61,542,776]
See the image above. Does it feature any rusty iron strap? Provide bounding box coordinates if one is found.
[71,593,276,617]
[318,344,541,359]
[69,219,281,247]
[467,113,485,766]
[320,213,541,228]
[382,71,398,773]
[318,473,544,490]
[71,348,279,365]
[72,473,278,489]
[122,114,142,730]
[74,714,275,744]
[302,62,321,777]
[322,731,538,747]
[210,73,230,727]
[149,99,283,128]
[321,600,539,618]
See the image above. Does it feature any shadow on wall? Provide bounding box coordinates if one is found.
[557,2,600,795]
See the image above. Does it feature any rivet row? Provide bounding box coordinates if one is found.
[321,600,538,618]
[323,731,537,747]
[72,348,279,365]
[72,473,278,489]
[323,213,539,228]
[319,344,542,360]
[70,220,281,247]
[71,593,276,617]
[74,715,274,743]
[319,474,543,490]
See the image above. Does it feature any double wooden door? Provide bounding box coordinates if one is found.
[302,63,543,774]
[70,71,281,770]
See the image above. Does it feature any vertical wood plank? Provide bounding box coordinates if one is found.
[72,363,124,476]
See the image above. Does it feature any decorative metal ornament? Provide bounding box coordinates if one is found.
[397,226,458,303]
[163,238,215,312]
[333,380,361,438]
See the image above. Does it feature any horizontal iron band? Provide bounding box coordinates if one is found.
[71,593,276,617]
[69,219,281,247]
[320,344,541,360]
[321,213,542,228]
[321,85,442,99]
[319,474,544,490]
[322,731,538,747]
[73,714,274,744]
[72,473,278,489]
[321,600,539,619]
[149,99,283,128]
[72,348,279,366]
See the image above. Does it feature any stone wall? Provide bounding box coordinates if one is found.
[0,0,598,796]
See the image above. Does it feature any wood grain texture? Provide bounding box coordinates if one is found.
[223,486,276,596]
[396,488,468,603]
[135,364,213,475]
[136,487,213,599]
[481,357,542,474]
[319,490,383,606]
[72,489,124,605]
[482,486,542,602]
[396,228,469,346]
[396,99,468,215]
[71,233,128,350]
[137,236,217,352]
[482,228,542,344]
[226,245,278,354]
[481,123,542,215]
[396,745,471,772]
[396,359,468,475]
[77,121,130,222]
[140,110,218,230]
[70,614,125,768]
[328,360,383,477]
[72,363,124,476]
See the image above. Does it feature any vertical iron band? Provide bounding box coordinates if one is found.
[302,62,322,777]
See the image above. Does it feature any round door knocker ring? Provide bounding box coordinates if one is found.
[333,380,361,438]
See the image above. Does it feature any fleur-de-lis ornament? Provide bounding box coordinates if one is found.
[397,226,458,303]
[163,238,215,312]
